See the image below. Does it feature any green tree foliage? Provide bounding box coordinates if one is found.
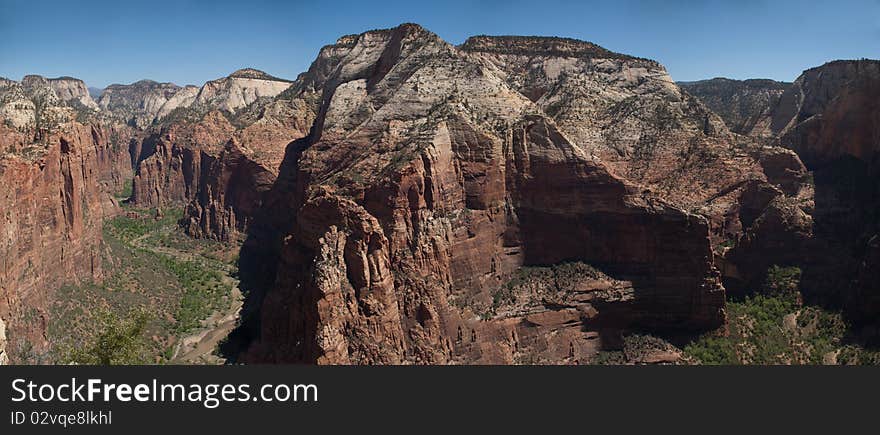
[66,308,150,365]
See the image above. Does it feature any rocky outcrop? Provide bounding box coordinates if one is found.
[22,75,99,110]
[680,78,790,136]
[229,24,740,365]
[772,60,880,166]
[99,80,199,128]
[461,36,766,211]
[194,69,293,113]
[99,69,292,130]
[1,77,89,131]
[0,122,131,362]
[779,61,880,327]
[721,60,880,331]
[0,79,132,363]
[132,94,315,240]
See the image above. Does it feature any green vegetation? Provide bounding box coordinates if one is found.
[45,204,238,364]
[65,308,151,365]
[484,262,606,319]
[683,265,880,365]
[592,334,682,365]
[115,179,133,200]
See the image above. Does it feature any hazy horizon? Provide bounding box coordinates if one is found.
[2,0,878,88]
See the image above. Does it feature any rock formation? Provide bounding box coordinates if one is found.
[22,75,99,110]
[194,68,293,113]
[99,69,293,129]
[130,87,314,240]
[215,23,810,364]
[0,77,132,363]
[721,60,880,335]
[99,80,199,128]
[680,78,790,136]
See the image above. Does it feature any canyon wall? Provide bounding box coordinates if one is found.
[679,78,790,137]
[719,60,880,336]
[0,122,131,362]
[129,91,315,240]
[222,24,805,364]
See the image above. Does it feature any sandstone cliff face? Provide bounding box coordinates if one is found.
[722,60,880,331]
[224,24,752,364]
[194,69,293,113]
[99,69,293,130]
[131,92,315,240]
[99,80,199,128]
[0,122,131,362]
[0,79,132,363]
[775,60,880,326]
[22,75,99,110]
[680,78,791,137]
[461,37,766,210]
[1,77,87,131]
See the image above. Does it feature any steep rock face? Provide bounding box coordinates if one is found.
[182,139,278,240]
[679,78,790,136]
[777,61,880,325]
[461,36,765,212]
[22,75,99,110]
[234,24,729,365]
[1,77,87,131]
[0,122,131,362]
[99,69,292,130]
[194,69,293,113]
[724,60,880,329]
[132,95,315,240]
[99,80,199,128]
[772,60,880,166]
[0,77,132,363]
[132,111,235,205]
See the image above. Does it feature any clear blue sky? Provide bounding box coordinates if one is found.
[1,0,877,88]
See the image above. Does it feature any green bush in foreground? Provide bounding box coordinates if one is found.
[65,308,151,365]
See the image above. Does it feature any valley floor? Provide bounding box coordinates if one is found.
[595,267,880,365]
[28,204,242,365]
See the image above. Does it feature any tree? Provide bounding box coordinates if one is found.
[67,308,150,365]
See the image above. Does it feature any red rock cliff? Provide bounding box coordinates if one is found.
[0,121,131,362]
[231,24,741,364]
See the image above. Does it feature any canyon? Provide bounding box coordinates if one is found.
[0,24,877,364]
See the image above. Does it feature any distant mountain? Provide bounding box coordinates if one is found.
[679,77,791,136]
[87,86,104,100]
[97,69,292,127]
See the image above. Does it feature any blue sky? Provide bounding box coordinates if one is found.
[1,0,877,88]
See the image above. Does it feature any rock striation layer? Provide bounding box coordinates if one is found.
[214,24,805,364]
[0,77,132,362]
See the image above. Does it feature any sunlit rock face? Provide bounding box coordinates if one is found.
[0,76,133,362]
[207,23,817,365]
